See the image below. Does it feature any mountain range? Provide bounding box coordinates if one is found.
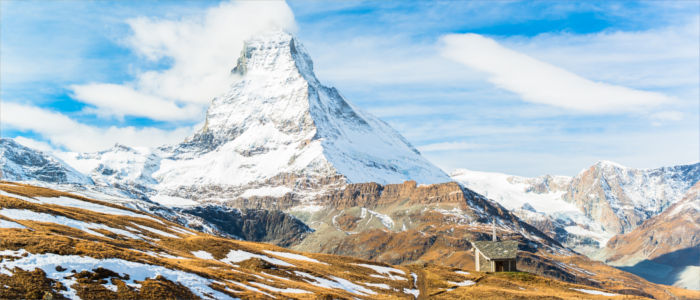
[1,31,698,297]
[451,161,700,289]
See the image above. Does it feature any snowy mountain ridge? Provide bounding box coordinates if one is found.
[0,139,92,186]
[451,161,700,254]
[53,31,450,205]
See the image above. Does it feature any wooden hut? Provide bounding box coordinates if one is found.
[472,240,518,272]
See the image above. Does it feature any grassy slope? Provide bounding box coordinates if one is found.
[0,182,695,299]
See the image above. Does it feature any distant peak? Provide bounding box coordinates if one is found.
[594,160,625,169]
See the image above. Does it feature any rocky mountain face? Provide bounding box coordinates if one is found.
[56,31,450,206]
[565,161,699,234]
[602,182,700,290]
[451,162,700,253]
[0,139,92,185]
[179,205,312,247]
[451,168,607,253]
[452,162,700,291]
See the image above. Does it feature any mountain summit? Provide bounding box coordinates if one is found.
[57,31,450,203]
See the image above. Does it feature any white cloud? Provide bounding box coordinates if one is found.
[71,83,203,121]
[2,102,191,152]
[69,0,296,120]
[503,18,700,91]
[12,137,54,152]
[439,33,674,113]
[306,35,479,87]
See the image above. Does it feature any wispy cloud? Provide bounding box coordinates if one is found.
[71,83,203,121]
[1,102,191,152]
[12,136,54,152]
[439,33,674,113]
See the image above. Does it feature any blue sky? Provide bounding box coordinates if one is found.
[1,0,698,176]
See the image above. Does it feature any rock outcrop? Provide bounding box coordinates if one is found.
[179,205,312,247]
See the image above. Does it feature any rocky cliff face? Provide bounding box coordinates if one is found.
[179,205,312,247]
[318,181,467,209]
[290,180,564,263]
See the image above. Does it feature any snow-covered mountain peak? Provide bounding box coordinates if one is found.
[232,31,314,78]
[45,31,450,204]
[164,30,450,193]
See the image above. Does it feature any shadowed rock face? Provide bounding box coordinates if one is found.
[179,205,312,247]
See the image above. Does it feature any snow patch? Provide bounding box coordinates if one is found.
[0,219,26,229]
[0,208,140,239]
[294,271,375,295]
[191,250,214,260]
[571,288,618,296]
[0,253,231,299]
[361,208,394,229]
[222,249,294,267]
[448,280,475,286]
[263,250,326,264]
[248,281,311,294]
[33,196,160,222]
[363,282,391,290]
[131,223,179,238]
[354,263,405,280]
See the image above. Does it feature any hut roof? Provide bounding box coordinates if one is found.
[472,240,518,260]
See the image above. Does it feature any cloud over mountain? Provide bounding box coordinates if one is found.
[440,33,674,113]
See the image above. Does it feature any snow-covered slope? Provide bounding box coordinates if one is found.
[451,161,700,253]
[58,31,449,205]
[57,144,159,199]
[0,139,92,185]
[451,169,612,252]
